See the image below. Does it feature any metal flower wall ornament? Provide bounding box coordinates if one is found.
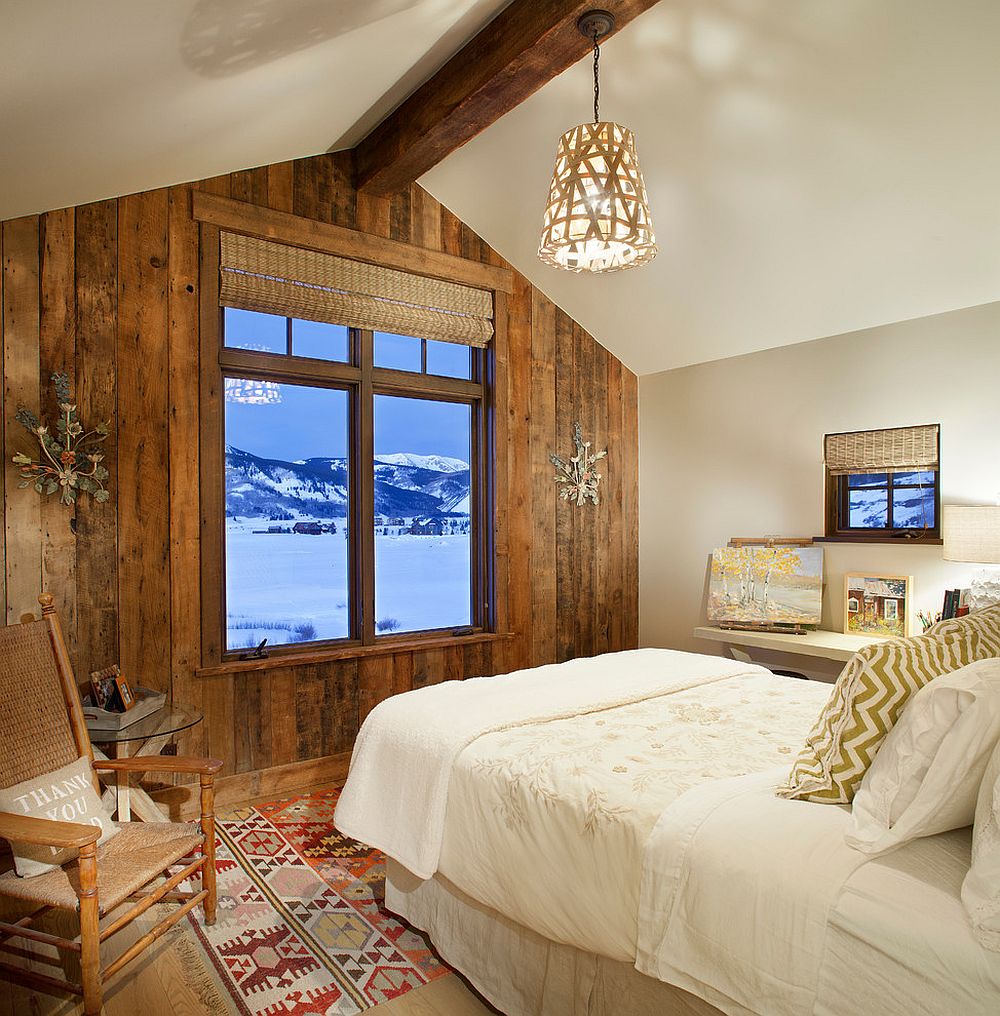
[12,373,110,506]
[550,422,607,506]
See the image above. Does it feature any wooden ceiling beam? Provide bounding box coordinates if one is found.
[353,0,661,196]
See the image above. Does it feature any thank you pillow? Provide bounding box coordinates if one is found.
[0,755,119,877]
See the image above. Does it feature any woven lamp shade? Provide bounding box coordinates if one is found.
[538,121,657,273]
[943,506,1000,564]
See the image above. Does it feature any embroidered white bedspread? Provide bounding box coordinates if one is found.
[334,648,768,879]
[437,670,828,960]
[635,768,869,1016]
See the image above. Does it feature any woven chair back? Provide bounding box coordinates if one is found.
[0,619,85,789]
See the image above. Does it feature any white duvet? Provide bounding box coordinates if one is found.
[635,768,869,1016]
[335,648,941,1016]
[334,648,776,879]
[437,668,828,959]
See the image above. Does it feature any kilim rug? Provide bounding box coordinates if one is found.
[185,787,451,1015]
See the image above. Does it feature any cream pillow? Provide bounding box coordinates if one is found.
[964,738,1000,952]
[778,629,984,804]
[928,603,1000,656]
[0,756,118,877]
[846,658,1000,855]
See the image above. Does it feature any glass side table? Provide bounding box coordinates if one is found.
[87,703,204,823]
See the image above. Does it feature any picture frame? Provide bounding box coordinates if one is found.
[844,573,914,638]
[89,664,136,712]
[114,671,136,711]
[90,665,119,710]
[707,538,824,633]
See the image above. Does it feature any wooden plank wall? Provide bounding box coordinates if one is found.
[0,151,639,783]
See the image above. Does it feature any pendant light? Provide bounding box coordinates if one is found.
[538,10,657,273]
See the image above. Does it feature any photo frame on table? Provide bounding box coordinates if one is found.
[89,664,136,713]
[844,573,914,638]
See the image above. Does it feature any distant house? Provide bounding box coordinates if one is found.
[293,521,324,535]
[408,519,444,536]
[324,520,338,534]
[388,517,405,526]
[848,579,905,627]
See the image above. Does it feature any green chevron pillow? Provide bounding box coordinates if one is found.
[777,629,985,804]
[927,604,1000,656]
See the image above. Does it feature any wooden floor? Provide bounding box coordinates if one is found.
[0,783,495,1016]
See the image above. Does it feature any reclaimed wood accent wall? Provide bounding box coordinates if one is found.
[0,151,638,781]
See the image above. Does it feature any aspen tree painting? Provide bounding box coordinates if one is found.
[708,545,824,626]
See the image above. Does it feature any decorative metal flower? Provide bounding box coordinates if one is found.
[12,373,110,506]
[550,422,607,506]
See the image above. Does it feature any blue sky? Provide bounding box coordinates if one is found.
[226,384,471,463]
[224,310,472,463]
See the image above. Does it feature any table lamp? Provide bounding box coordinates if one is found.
[943,505,1000,610]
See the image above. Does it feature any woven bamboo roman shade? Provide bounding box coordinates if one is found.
[219,232,494,346]
[825,425,939,475]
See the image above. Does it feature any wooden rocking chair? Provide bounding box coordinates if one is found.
[0,594,221,1015]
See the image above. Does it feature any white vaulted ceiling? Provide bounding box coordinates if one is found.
[3,1,1000,374]
[0,0,509,219]
[422,0,1000,373]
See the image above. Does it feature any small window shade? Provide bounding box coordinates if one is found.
[824,425,939,475]
[219,232,493,347]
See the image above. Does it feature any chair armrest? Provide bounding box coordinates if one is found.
[0,810,101,849]
[93,756,224,777]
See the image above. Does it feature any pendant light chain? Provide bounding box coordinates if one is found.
[592,31,601,124]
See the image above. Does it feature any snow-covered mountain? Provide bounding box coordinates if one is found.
[225,446,471,520]
[374,452,468,473]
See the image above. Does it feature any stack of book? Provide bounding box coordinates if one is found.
[941,587,971,620]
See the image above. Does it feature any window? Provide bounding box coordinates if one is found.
[823,425,940,540]
[847,597,859,613]
[216,313,490,654]
[884,599,899,621]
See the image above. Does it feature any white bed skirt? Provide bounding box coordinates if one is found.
[386,860,729,1016]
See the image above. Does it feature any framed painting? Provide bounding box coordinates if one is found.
[708,542,824,630]
[844,573,914,638]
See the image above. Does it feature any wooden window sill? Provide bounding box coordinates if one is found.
[196,631,514,678]
[814,535,943,546]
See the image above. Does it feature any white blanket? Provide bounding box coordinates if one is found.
[334,648,766,879]
[636,768,869,1016]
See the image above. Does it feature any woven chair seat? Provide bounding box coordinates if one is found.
[0,821,203,914]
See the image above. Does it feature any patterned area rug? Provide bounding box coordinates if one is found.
[186,788,451,1015]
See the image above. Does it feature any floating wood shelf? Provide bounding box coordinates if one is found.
[693,625,892,664]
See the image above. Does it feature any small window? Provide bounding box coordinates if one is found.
[375,331,422,372]
[847,597,860,613]
[824,426,940,540]
[224,307,286,353]
[291,319,350,362]
[884,599,899,621]
[426,339,472,379]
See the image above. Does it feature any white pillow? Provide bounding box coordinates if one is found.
[0,755,118,877]
[846,658,1000,856]
[963,738,1000,952]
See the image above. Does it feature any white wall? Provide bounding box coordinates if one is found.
[639,301,1000,678]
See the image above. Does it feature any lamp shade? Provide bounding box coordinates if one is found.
[538,121,657,273]
[943,505,1000,564]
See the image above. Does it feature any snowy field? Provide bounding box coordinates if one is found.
[225,519,471,649]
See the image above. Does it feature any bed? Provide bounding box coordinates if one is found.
[334,648,1000,1016]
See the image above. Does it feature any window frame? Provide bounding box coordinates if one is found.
[822,429,941,543]
[198,221,503,668]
